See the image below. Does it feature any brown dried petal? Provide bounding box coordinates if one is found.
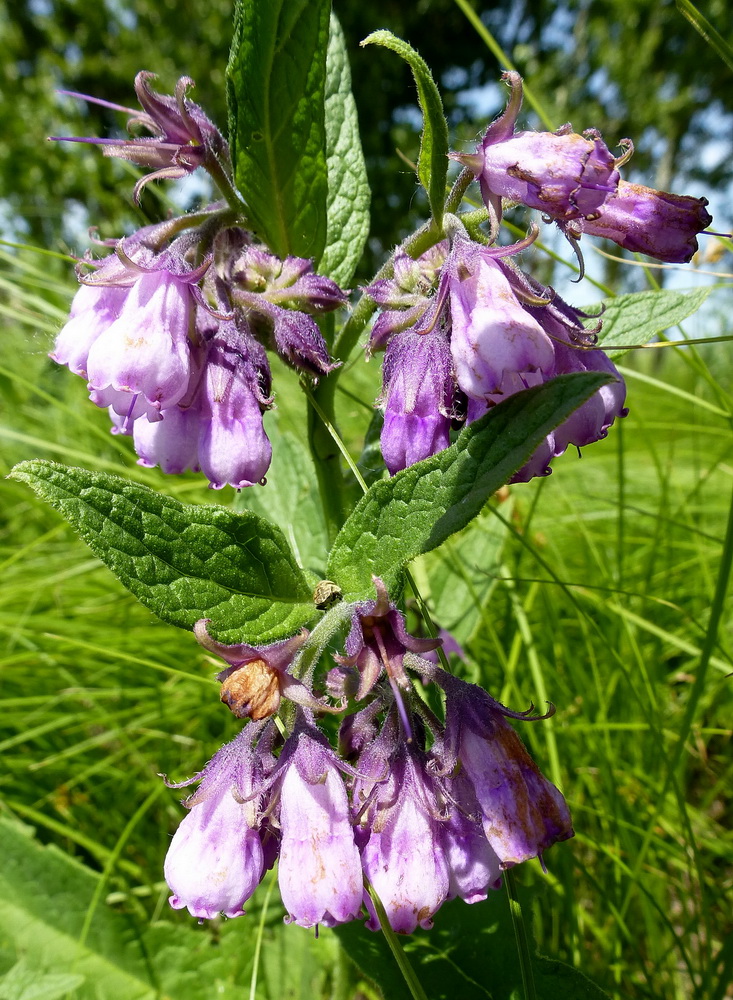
[220,659,281,720]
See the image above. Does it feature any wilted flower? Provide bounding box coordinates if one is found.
[54,71,230,202]
[433,670,574,867]
[453,71,621,230]
[335,576,439,705]
[194,620,342,720]
[569,179,713,263]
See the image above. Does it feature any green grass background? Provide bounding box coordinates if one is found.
[0,242,731,1000]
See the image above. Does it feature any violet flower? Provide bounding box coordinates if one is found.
[571,179,713,263]
[379,326,453,475]
[133,402,202,475]
[224,242,344,376]
[353,725,450,933]
[335,576,439,705]
[196,331,274,489]
[85,267,198,411]
[440,770,502,904]
[454,72,621,230]
[54,229,211,421]
[367,243,448,351]
[433,670,574,867]
[447,235,555,402]
[53,72,229,202]
[51,278,130,379]
[274,716,363,928]
[163,725,271,919]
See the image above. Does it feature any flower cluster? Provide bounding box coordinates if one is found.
[370,228,627,480]
[454,71,712,263]
[165,579,573,932]
[370,70,712,479]
[51,74,345,489]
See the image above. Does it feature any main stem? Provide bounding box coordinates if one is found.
[307,372,347,546]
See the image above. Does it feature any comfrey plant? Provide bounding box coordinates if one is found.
[12,3,715,994]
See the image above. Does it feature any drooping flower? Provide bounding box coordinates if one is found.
[453,72,622,231]
[51,278,131,379]
[379,326,454,475]
[432,670,574,867]
[353,719,450,933]
[86,267,198,411]
[195,324,273,489]
[439,770,502,904]
[446,234,555,402]
[568,179,713,263]
[54,226,211,424]
[460,261,628,482]
[163,724,272,919]
[273,715,363,928]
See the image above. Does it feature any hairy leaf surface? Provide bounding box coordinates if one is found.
[361,30,449,227]
[226,0,330,261]
[320,13,370,287]
[327,373,612,598]
[11,461,316,644]
[591,287,712,358]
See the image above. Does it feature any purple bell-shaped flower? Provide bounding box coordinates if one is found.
[163,725,272,919]
[273,714,363,928]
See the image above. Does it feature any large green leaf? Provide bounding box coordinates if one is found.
[320,13,370,287]
[591,287,712,359]
[10,461,316,645]
[0,960,84,1000]
[326,373,612,599]
[361,30,449,228]
[336,887,611,1000]
[226,0,330,262]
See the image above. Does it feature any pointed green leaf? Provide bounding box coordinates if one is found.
[226,0,331,261]
[361,30,449,228]
[327,372,612,598]
[591,287,712,359]
[412,498,512,646]
[10,462,316,644]
[320,13,370,287]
